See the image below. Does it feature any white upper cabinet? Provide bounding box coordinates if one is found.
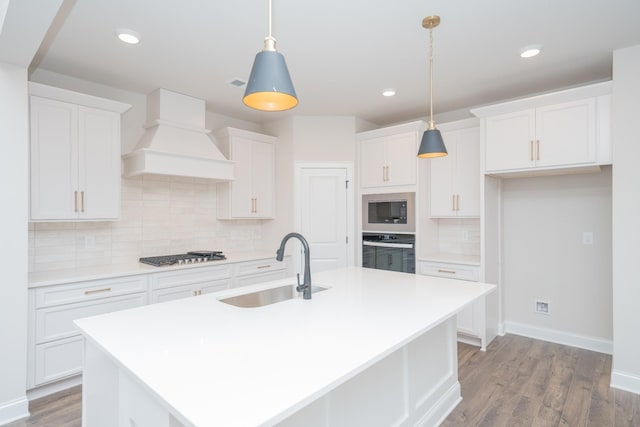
[215,127,276,219]
[429,123,480,217]
[473,81,611,176]
[358,121,425,192]
[29,83,130,221]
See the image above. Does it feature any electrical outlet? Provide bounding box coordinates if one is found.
[84,235,95,249]
[462,230,469,241]
[582,231,593,245]
[535,300,550,315]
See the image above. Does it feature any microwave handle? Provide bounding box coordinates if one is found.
[362,241,413,249]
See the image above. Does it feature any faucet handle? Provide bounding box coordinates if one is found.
[295,273,304,292]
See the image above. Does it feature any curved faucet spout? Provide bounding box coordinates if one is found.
[276,232,312,300]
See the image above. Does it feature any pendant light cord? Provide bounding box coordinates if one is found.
[428,25,434,130]
[264,0,276,51]
[268,0,272,39]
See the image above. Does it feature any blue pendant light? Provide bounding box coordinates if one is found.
[243,0,298,112]
[417,15,447,158]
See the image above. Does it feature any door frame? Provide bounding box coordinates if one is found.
[294,161,355,270]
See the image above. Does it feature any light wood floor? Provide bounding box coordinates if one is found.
[7,334,640,426]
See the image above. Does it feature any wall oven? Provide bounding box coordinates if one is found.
[362,192,415,233]
[362,233,415,274]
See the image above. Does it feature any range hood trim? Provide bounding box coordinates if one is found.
[122,148,235,180]
[122,88,236,181]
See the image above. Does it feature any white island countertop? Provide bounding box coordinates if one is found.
[75,267,495,427]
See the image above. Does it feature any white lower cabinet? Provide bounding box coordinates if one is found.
[233,257,289,288]
[28,256,293,393]
[28,276,148,388]
[418,260,487,349]
[150,264,233,304]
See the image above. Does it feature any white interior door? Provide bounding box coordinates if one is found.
[297,164,353,274]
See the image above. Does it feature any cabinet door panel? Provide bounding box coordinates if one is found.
[455,127,480,217]
[79,106,120,219]
[36,293,147,343]
[230,138,254,216]
[428,131,457,217]
[251,140,275,217]
[385,132,417,186]
[535,99,596,167]
[30,97,78,220]
[34,336,83,385]
[360,137,386,188]
[485,110,535,172]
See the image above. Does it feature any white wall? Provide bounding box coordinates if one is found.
[501,170,613,351]
[611,45,640,393]
[0,61,30,423]
[263,116,358,254]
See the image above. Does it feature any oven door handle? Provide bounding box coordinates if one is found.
[362,241,414,249]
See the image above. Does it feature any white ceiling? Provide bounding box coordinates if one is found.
[29,0,640,126]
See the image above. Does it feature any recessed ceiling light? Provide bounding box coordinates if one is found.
[116,29,141,45]
[520,45,541,58]
[382,88,396,97]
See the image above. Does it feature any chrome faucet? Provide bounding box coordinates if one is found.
[276,232,312,300]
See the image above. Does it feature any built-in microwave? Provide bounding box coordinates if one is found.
[362,192,415,233]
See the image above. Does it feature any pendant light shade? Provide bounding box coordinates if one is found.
[244,49,297,111]
[418,128,447,158]
[417,15,447,158]
[243,0,298,112]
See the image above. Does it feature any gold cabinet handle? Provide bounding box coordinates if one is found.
[536,139,540,161]
[452,194,456,211]
[437,269,456,274]
[84,287,112,295]
[530,140,534,161]
[74,191,78,213]
[256,265,271,269]
[382,166,386,182]
[254,198,257,214]
[456,194,460,211]
[81,191,85,212]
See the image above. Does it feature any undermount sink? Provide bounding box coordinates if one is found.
[219,284,329,308]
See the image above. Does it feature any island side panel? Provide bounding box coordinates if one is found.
[276,317,460,427]
[81,338,119,427]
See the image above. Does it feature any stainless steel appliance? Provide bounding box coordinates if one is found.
[362,192,415,233]
[362,233,415,274]
[139,251,226,267]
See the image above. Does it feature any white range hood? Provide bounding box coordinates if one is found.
[122,89,234,180]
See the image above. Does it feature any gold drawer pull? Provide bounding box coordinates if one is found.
[81,191,85,212]
[256,265,271,269]
[437,269,456,274]
[530,140,534,161]
[74,191,78,213]
[84,287,112,295]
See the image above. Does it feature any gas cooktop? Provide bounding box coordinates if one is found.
[139,251,226,267]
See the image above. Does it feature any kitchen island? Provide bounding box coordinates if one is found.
[75,266,495,427]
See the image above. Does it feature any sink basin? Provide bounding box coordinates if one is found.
[219,284,329,308]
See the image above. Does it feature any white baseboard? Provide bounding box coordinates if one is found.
[27,375,82,401]
[611,369,640,395]
[417,381,462,427]
[504,321,613,354]
[0,396,29,426]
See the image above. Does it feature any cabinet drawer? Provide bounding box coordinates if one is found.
[34,335,83,386]
[234,258,285,277]
[152,278,231,304]
[151,265,232,290]
[418,261,479,282]
[35,293,147,344]
[34,275,147,308]
[234,270,288,288]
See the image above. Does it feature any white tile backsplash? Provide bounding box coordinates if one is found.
[435,218,481,257]
[29,176,264,272]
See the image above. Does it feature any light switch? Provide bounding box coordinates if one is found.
[582,232,593,245]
